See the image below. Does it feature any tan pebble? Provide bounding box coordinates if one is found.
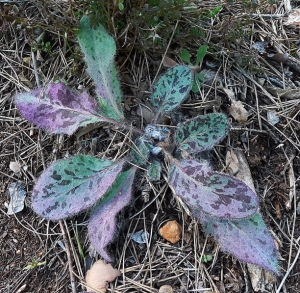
[159,220,182,244]
[159,285,173,293]
[86,260,121,293]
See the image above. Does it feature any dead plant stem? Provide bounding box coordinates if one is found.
[276,245,300,293]
[59,220,77,293]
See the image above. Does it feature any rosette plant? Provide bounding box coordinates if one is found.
[14,16,278,273]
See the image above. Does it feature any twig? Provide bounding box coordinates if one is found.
[31,51,41,88]
[59,220,77,293]
[230,126,282,144]
[276,245,300,293]
[233,65,280,107]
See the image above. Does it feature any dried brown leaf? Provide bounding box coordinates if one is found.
[285,9,300,25]
[265,87,300,99]
[162,56,178,68]
[226,150,240,175]
[228,100,248,123]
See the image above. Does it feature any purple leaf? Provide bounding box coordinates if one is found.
[196,211,278,273]
[32,155,125,220]
[15,82,103,135]
[168,159,258,219]
[88,167,137,262]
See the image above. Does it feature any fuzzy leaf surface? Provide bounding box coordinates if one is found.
[15,82,103,135]
[196,211,278,273]
[168,159,258,219]
[130,137,152,165]
[175,113,229,154]
[147,159,161,181]
[78,16,124,121]
[32,155,124,220]
[88,167,137,262]
[150,65,193,121]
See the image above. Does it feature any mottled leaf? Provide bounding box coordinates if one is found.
[32,155,124,220]
[130,137,152,165]
[168,159,258,219]
[175,113,229,154]
[78,16,124,121]
[147,159,161,181]
[88,167,137,262]
[150,65,193,122]
[196,211,278,273]
[15,82,103,135]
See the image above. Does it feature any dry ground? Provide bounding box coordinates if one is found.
[0,1,300,293]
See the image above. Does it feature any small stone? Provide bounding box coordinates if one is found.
[159,220,182,244]
[159,285,173,293]
[9,161,21,173]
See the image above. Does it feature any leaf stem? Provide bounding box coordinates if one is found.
[101,116,145,135]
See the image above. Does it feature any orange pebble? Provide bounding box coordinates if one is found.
[159,220,182,244]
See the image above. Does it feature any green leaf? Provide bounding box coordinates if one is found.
[147,159,161,181]
[118,0,124,10]
[201,254,213,263]
[191,72,204,93]
[74,229,85,259]
[195,45,207,65]
[150,65,193,122]
[179,48,192,65]
[130,137,152,165]
[175,113,229,154]
[78,16,124,121]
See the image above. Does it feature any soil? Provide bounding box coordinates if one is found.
[1,1,300,293]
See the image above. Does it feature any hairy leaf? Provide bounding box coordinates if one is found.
[130,137,152,165]
[32,155,124,220]
[175,113,229,154]
[88,167,137,262]
[150,65,193,122]
[15,82,103,135]
[168,159,258,219]
[147,159,161,181]
[78,16,124,121]
[196,211,278,273]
